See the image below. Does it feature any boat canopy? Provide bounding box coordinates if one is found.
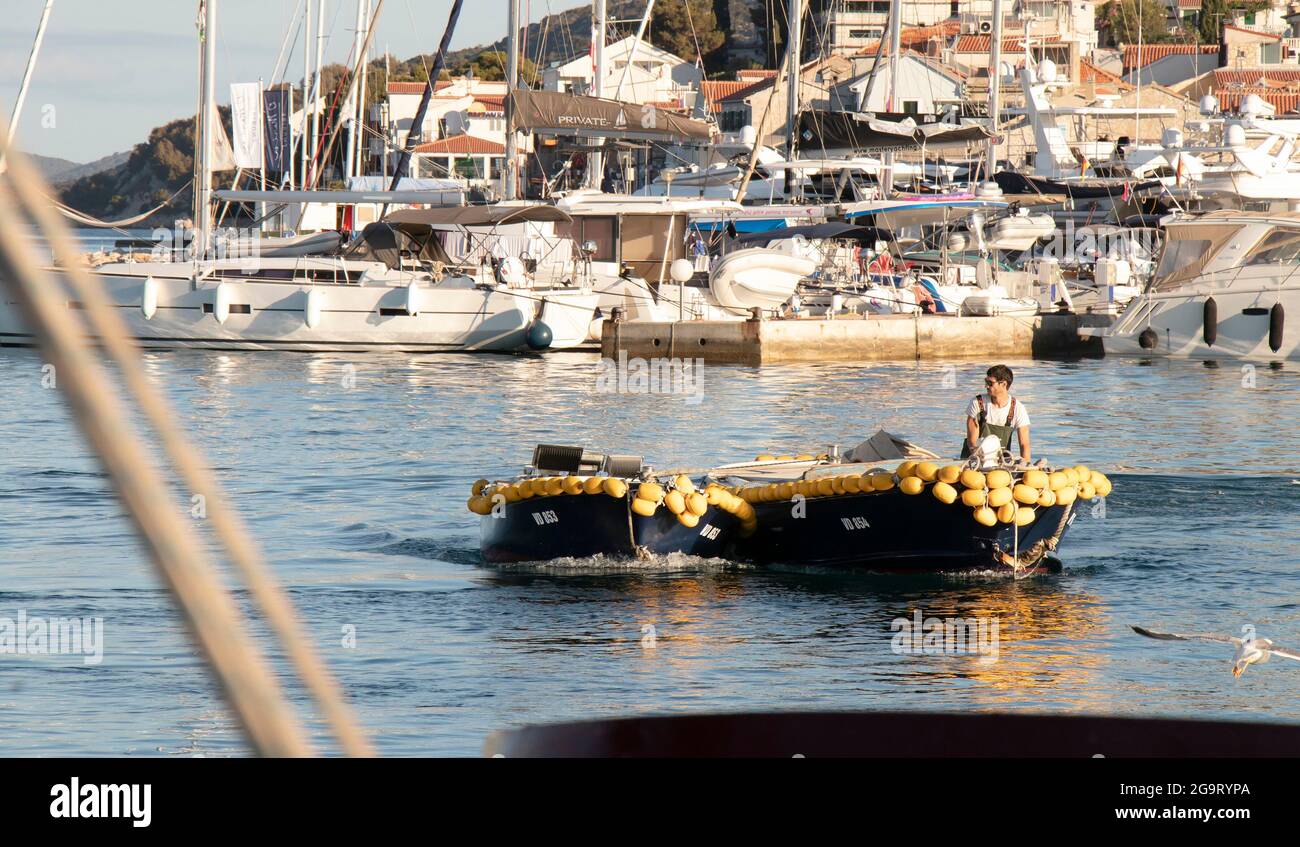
[508,89,713,143]
[344,221,455,269]
[736,222,894,246]
[383,205,572,227]
[797,111,992,153]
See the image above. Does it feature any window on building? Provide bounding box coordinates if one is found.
[1245,12,1256,25]
[454,157,482,180]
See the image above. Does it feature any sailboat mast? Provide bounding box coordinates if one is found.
[196,0,217,258]
[880,0,900,197]
[345,0,365,180]
[505,0,520,199]
[784,0,802,200]
[2,0,55,172]
[300,0,313,189]
[590,0,607,190]
[985,0,1004,190]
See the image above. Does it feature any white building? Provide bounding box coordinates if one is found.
[542,35,703,108]
[841,51,966,115]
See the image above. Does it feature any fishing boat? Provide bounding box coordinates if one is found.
[469,434,1112,574]
[473,445,751,564]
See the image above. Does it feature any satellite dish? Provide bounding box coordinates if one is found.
[1038,59,1058,84]
[670,258,694,283]
[1225,124,1247,147]
[1199,94,1219,116]
[1241,93,1267,117]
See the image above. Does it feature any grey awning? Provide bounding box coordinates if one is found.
[383,205,573,227]
[509,89,713,143]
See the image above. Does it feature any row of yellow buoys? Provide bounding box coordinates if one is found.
[717,458,1111,530]
[466,473,758,536]
[893,460,1111,528]
[466,474,630,515]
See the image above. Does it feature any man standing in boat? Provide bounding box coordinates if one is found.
[962,365,1031,464]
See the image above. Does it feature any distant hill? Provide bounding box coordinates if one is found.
[28,153,82,183]
[55,151,131,186]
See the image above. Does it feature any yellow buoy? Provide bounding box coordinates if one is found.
[997,502,1017,523]
[637,482,664,503]
[777,482,795,500]
[932,481,958,504]
[1064,468,1080,486]
[776,455,794,462]
[502,485,522,503]
[871,473,895,492]
[987,486,1013,508]
[674,475,696,494]
[677,511,700,528]
[1091,472,1112,497]
[986,469,1012,489]
[664,490,686,514]
[915,461,939,482]
[842,475,863,494]
[1015,506,1037,527]
[516,480,536,499]
[1047,471,1068,491]
[756,454,776,462]
[896,460,918,478]
[1073,465,1091,482]
[1078,481,1096,500]
[467,495,493,515]
[471,479,489,496]
[602,477,628,498]
[959,469,986,490]
[764,483,780,501]
[829,477,845,495]
[631,498,658,517]
[973,506,997,527]
[816,478,835,497]
[686,492,708,516]
[961,488,987,508]
[795,454,815,461]
[1013,483,1040,505]
[1023,469,1049,490]
[705,485,726,505]
[735,502,756,521]
[899,476,925,495]
[1056,486,1077,506]
[562,476,585,495]
[543,477,564,497]
[937,465,962,485]
[583,476,606,495]
[1036,489,1057,508]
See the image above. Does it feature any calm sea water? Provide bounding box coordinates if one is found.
[0,348,1297,756]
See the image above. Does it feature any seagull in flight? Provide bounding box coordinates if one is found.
[1132,625,1300,677]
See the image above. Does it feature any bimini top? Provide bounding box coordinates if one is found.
[383,204,573,228]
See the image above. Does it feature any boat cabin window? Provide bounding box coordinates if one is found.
[556,216,618,263]
[1244,229,1300,266]
[1149,224,1240,291]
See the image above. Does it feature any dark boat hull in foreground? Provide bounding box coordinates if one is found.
[736,489,1074,573]
[480,491,741,564]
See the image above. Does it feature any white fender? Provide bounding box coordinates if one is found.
[304,287,323,329]
[708,248,816,312]
[405,281,421,317]
[212,281,232,324]
[140,276,158,320]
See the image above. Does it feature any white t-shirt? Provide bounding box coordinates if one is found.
[967,394,1030,429]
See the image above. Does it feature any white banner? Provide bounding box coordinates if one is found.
[229,82,264,169]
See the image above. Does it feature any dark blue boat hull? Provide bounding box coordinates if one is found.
[480,492,741,564]
[735,489,1074,572]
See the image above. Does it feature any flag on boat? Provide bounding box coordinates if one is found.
[1121,181,1131,202]
[262,87,292,175]
[230,82,265,169]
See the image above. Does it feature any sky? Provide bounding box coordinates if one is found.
[0,0,542,163]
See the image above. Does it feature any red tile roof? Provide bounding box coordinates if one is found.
[700,77,775,112]
[1177,0,1201,7]
[471,94,505,111]
[1122,44,1219,71]
[953,35,1061,53]
[1215,68,1300,87]
[736,69,777,81]
[1216,88,1300,114]
[1080,60,1130,88]
[387,80,456,95]
[859,21,961,55]
[413,134,505,155]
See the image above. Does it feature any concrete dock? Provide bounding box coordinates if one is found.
[601,313,1112,365]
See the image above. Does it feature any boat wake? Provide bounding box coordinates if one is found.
[491,551,746,575]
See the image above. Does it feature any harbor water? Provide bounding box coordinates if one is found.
[0,348,1297,755]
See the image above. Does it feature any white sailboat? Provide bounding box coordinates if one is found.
[0,0,598,353]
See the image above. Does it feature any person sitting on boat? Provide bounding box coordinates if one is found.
[962,365,1031,464]
[911,279,937,314]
